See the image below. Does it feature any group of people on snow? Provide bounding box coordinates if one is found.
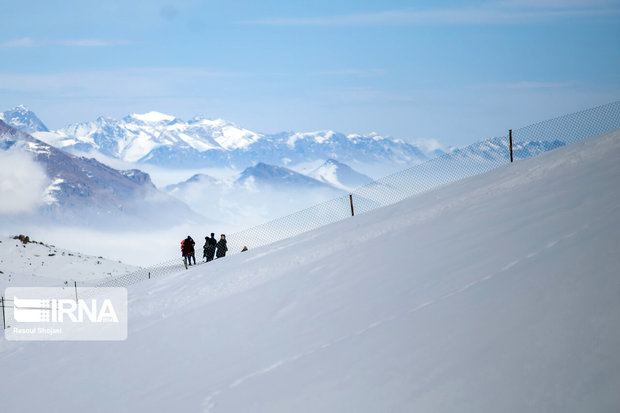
[203,232,228,261]
[181,233,228,267]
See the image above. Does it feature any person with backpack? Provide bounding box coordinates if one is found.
[181,236,190,268]
[216,234,228,258]
[189,236,196,265]
[181,235,195,268]
[204,233,217,262]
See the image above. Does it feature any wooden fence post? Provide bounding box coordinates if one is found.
[1,297,6,330]
[74,281,78,302]
[349,194,355,217]
[509,129,514,163]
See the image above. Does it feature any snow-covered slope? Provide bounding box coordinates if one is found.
[0,235,137,290]
[2,129,619,412]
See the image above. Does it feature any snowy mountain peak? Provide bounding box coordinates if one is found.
[163,173,220,197]
[129,111,176,123]
[310,158,373,191]
[237,162,337,190]
[95,115,117,123]
[324,158,343,166]
[189,115,227,125]
[244,162,289,177]
[1,105,49,134]
[120,169,154,186]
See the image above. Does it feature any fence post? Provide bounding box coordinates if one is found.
[74,281,78,302]
[509,129,513,163]
[349,194,355,217]
[148,272,151,279]
[1,296,5,330]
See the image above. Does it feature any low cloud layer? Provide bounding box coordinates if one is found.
[0,149,49,214]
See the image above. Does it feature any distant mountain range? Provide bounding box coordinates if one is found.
[444,136,565,162]
[0,120,196,227]
[0,105,571,230]
[4,106,438,171]
[163,162,348,230]
[165,161,353,196]
[0,106,572,174]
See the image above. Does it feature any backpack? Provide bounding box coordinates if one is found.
[181,239,186,251]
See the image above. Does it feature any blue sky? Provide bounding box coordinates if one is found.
[1,0,619,146]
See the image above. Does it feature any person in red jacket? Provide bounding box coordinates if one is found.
[181,235,195,268]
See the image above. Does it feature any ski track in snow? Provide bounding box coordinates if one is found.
[201,230,578,412]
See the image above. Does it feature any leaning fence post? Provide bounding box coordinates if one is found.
[349,194,355,217]
[509,129,513,163]
[1,296,6,330]
[74,281,78,302]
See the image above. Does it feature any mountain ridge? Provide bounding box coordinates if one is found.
[14,108,436,170]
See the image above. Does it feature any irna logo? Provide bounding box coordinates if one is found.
[13,296,119,323]
[5,287,128,341]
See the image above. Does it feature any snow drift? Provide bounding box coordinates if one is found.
[0,235,137,291]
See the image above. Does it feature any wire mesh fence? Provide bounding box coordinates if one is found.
[227,100,620,254]
[512,100,620,150]
[3,100,619,297]
[93,258,191,288]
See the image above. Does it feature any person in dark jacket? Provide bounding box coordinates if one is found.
[216,234,228,258]
[204,233,217,262]
[188,236,196,265]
